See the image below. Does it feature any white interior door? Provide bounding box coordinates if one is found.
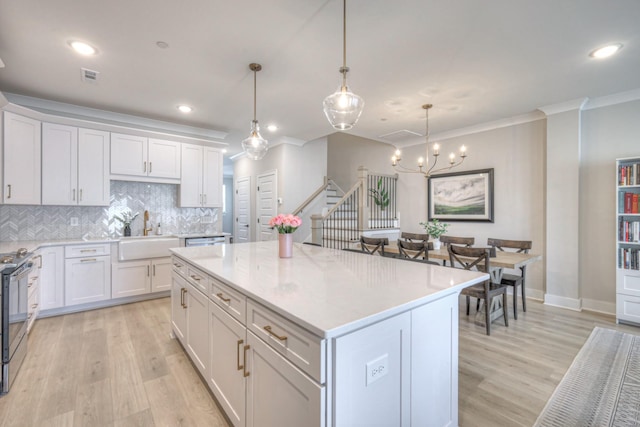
[257,171,277,241]
[235,176,251,243]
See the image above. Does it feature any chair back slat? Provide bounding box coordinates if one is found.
[447,245,491,273]
[487,238,531,254]
[360,236,389,255]
[397,239,429,260]
[440,235,474,247]
[400,232,429,243]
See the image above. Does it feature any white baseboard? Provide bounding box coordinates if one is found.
[581,298,616,316]
[543,293,582,311]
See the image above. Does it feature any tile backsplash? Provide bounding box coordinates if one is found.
[0,181,219,241]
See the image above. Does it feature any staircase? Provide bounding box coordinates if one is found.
[294,168,400,250]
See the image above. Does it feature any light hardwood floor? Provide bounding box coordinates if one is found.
[1,296,638,427]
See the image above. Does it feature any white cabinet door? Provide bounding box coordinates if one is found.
[209,302,247,427]
[65,255,111,306]
[111,260,151,298]
[37,246,65,310]
[246,331,324,427]
[110,133,147,176]
[172,274,188,343]
[151,258,172,292]
[42,123,77,205]
[78,128,110,206]
[148,138,181,179]
[187,282,209,377]
[3,111,41,204]
[203,147,223,207]
[179,144,203,207]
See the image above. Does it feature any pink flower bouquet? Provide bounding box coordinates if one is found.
[269,214,302,234]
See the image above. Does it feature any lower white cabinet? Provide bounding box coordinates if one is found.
[246,331,323,427]
[64,244,111,306]
[209,302,247,427]
[171,273,188,342]
[112,257,172,298]
[37,246,65,310]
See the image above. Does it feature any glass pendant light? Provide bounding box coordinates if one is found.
[242,63,269,160]
[323,0,364,130]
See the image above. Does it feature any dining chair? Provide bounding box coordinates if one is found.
[448,244,509,335]
[400,232,429,243]
[359,236,389,255]
[440,235,475,265]
[397,239,431,260]
[487,238,532,319]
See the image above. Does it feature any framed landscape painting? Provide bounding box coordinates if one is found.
[428,168,494,222]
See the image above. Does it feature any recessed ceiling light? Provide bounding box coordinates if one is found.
[267,124,278,132]
[589,43,623,59]
[177,105,193,113]
[70,41,97,56]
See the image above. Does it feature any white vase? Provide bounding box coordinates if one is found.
[432,238,442,250]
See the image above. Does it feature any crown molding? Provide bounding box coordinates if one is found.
[3,92,229,142]
[583,88,640,110]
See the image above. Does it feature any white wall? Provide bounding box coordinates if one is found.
[233,138,327,242]
[580,99,640,313]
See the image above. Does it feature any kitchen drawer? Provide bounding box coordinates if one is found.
[210,277,246,325]
[65,243,111,258]
[186,265,208,294]
[172,256,188,277]
[247,299,325,383]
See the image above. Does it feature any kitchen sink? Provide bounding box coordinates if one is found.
[118,235,180,261]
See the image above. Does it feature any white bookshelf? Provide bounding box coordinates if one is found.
[616,157,640,325]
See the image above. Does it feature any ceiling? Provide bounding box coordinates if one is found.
[1,0,639,159]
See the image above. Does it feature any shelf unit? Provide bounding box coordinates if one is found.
[616,157,640,325]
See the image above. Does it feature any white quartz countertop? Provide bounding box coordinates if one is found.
[171,241,489,338]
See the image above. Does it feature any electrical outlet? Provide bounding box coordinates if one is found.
[366,354,389,386]
[70,217,79,226]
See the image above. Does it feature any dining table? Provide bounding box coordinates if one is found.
[385,244,542,323]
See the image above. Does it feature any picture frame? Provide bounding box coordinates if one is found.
[428,168,494,222]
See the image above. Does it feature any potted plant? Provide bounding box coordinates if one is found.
[419,219,449,249]
[369,177,390,211]
[114,209,139,237]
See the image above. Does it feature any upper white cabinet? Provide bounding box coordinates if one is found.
[111,133,181,180]
[180,144,222,207]
[3,111,41,204]
[42,123,110,206]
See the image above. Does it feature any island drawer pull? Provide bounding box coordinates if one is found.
[217,293,231,303]
[80,258,97,263]
[243,345,250,377]
[264,325,287,341]
[237,339,244,371]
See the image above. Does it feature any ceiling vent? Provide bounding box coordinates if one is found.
[378,129,422,142]
[81,68,99,83]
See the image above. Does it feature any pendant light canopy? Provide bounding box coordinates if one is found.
[323,0,364,131]
[242,63,269,160]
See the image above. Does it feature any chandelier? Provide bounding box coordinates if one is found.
[241,63,269,160]
[322,0,364,130]
[391,104,467,177]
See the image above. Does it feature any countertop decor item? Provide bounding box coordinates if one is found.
[391,104,467,177]
[114,209,139,237]
[269,214,302,258]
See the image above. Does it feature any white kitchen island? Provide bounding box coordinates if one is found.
[170,241,488,427]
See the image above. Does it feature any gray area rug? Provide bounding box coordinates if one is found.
[534,327,640,427]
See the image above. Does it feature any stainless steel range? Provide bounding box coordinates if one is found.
[1,248,33,395]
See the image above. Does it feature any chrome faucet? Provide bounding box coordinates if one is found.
[143,210,153,236]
